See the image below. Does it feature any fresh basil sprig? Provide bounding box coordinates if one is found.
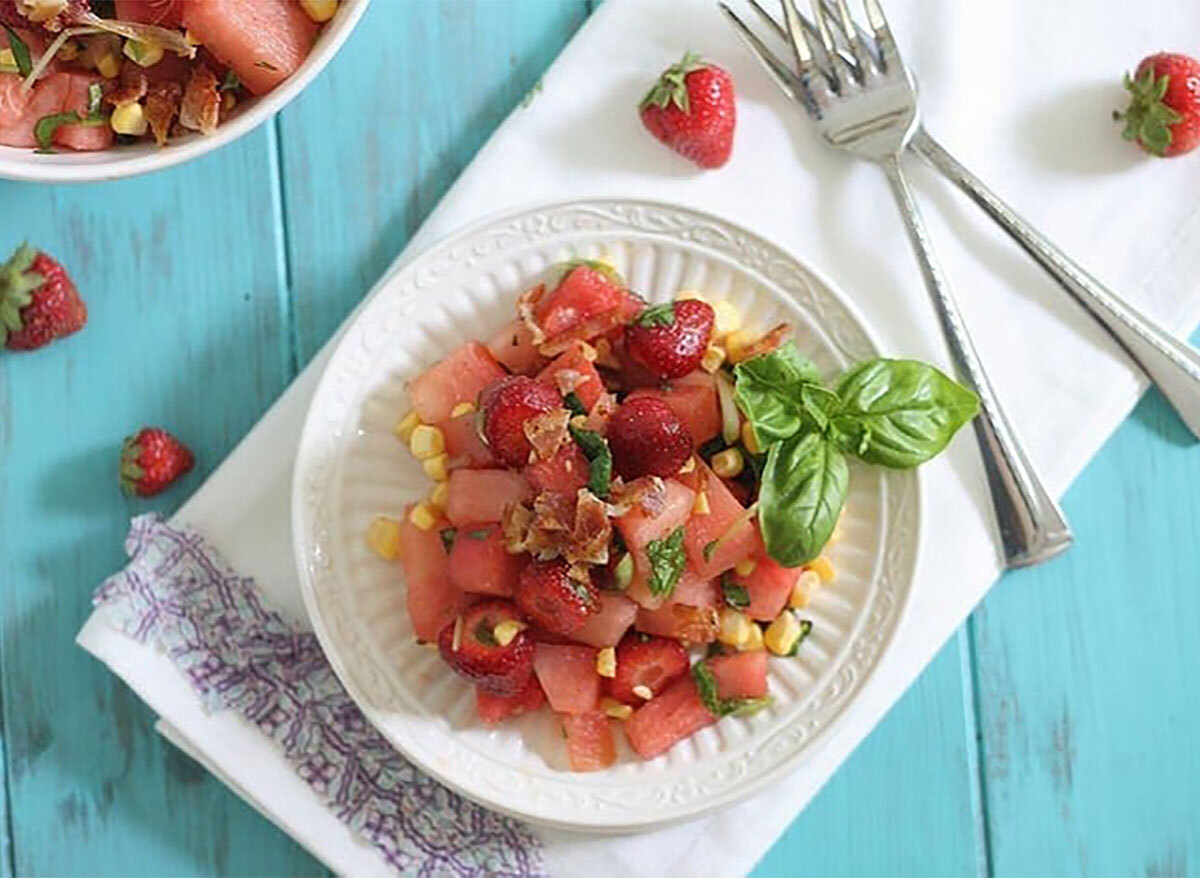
[569,425,612,500]
[3,25,31,76]
[759,432,848,567]
[645,525,686,599]
[732,345,824,443]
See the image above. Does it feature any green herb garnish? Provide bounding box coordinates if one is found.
[569,425,612,500]
[693,662,772,718]
[465,528,490,540]
[439,528,457,552]
[645,526,686,599]
[720,573,750,609]
[3,25,32,76]
[563,391,588,417]
[786,618,814,656]
[32,83,107,153]
[220,69,241,92]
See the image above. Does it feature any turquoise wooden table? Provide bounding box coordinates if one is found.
[1,2,1198,875]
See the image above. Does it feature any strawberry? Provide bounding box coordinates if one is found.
[120,428,195,497]
[625,299,715,379]
[514,558,598,637]
[478,375,563,467]
[639,53,736,169]
[475,675,546,724]
[608,633,690,704]
[606,396,693,479]
[1115,52,1200,157]
[437,600,534,697]
[0,243,87,351]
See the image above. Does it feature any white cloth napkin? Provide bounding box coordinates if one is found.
[78,0,1200,874]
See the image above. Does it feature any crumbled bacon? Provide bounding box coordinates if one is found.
[179,63,220,135]
[144,80,181,147]
[105,61,147,107]
[671,604,720,645]
[533,491,574,533]
[592,336,621,370]
[567,489,611,566]
[729,322,792,364]
[516,284,547,346]
[553,368,585,397]
[523,407,570,462]
[584,391,616,433]
[607,476,666,517]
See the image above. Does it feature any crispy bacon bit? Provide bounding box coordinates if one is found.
[523,407,570,462]
[179,63,220,135]
[105,61,147,106]
[553,368,584,397]
[516,284,547,346]
[584,391,616,433]
[607,476,666,517]
[592,336,621,370]
[671,604,720,645]
[533,491,574,533]
[144,79,181,147]
[729,322,792,364]
[567,489,611,566]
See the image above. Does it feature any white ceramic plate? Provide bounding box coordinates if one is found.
[292,199,920,832]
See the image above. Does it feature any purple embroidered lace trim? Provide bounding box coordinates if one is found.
[95,514,545,877]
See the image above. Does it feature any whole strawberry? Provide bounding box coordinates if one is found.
[479,375,562,467]
[606,396,693,479]
[0,243,87,351]
[120,428,195,497]
[1115,52,1200,157]
[626,299,715,379]
[639,52,736,169]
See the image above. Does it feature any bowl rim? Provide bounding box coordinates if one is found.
[0,0,369,183]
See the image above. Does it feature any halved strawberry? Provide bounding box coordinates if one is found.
[625,299,715,379]
[475,676,546,724]
[437,600,533,697]
[479,375,563,467]
[607,633,690,704]
[607,396,693,479]
[514,557,598,637]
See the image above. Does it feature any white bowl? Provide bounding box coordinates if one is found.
[291,199,921,832]
[0,0,368,183]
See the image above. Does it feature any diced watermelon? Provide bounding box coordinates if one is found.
[447,524,521,597]
[625,675,716,759]
[53,73,114,152]
[573,592,638,648]
[706,651,768,699]
[475,677,545,724]
[634,585,719,643]
[486,318,545,375]
[445,469,531,526]
[681,459,762,579]
[114,0,183,26]
[534,266,629,340]
[437,411,495,469]
[627,370,720,447]
[616,479,696,609]
[536,344,605,409]
[524,443,589,499]
[398,510,465,642]
[670,565,717,607]
[181,0,318,96]
[739,553,800,622]
[533,643,601,714]
[561,712,617,771]
[0,72,68,148]
[409,342,507,424]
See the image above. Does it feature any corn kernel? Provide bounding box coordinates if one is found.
[739,622,765,652]
[0,48,17,73]
[713,301,742,337]
[123,38,164,67]
[450,615,464,652]
[789,570,821,609]
[429,482,450,511]
[422,453,449,483]
[678,456,696,475]
[600,697,633,720]
[718,607,754,648]
[409,424,445,460]
[394,410,421,443]
[722,328,755,363]
[96,50,121,79]
[764,611,803,656]
[409,502,437,531]
[711,448,744,478]
[632,684,653,701]
[300,0,338,22]
[110,102,147,136]
[449,401,475,419]
[741,421,763,455]
[493,619,526,647]
[700,344,727,374]
[810,555,836,584]
[596,647,617,678]
[184,28,202,46]
[365,516,403,560]
[734,558,757,577]
[692,490,710,516]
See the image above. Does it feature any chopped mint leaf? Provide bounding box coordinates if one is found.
[569,425,612,500]
[563,391,587,417]
[3,25,31,77]
[720,574,750,609]
[439,528,457,552]
[465,528,490,540]
[786,618,814,656]
[645,526,686,598]
[220,69,241,91]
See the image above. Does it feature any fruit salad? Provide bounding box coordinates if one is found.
[0,0,336,152]
[368,261,979,771]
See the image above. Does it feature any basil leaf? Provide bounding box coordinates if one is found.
[220,69,241,91]
[645,525,686,598]
[85,82,103,119]
[733,345,825,443]
[786,618,814,656]
[569,425,612,500]
[692,661,773,718]
[3,25,31,76]
[831,358,980,469]
[720,573,750,609]
[563,391,587,417]
[759,432,848,567]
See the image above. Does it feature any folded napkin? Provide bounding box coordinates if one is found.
[78,0,1200,874]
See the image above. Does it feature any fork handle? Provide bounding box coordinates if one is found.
[881,156,1073,569]
[912,128,1200,439]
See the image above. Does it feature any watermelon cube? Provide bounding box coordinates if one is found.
[670,565,717,607]
[181,0,318,96]
[533,643,601,714]
[486,318,545,375]
[706,651,768,699]
[0,73,65,148]
[534,266,629,340]
[634,591,719,644]
[573,592,638,648]
[445,469,531,526]
[114,0,183,26]
[475,677,545,724]
[398,510,465,642]
[617,480,697,609]
[447,524,521,597]
[627,370,720,447]
[408,342,507,424]
[682,460,762,579]
[624,675,716,759]
[437,411,495,469]
[536,344,605,409]
[561,712,617,772]
[739,553,800,622]
[524,443,589,499]
[53,73,115,152]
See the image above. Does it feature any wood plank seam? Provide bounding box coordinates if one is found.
[268,117,302,381]
[960,621,996,877]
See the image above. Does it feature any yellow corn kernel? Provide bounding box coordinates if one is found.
[422,453,449,483]
[429,481,450,511]
[810,555,836,584]
[409,424,445,460]
[741,421,763,455]
[711,447,744,479]
[739,622,765,652]
[596,647,617,678]
[0,48,17,73]
[718,607,754,648]
[631,684,653,701]
[734,558,757,577]
[678,455,696,475]
[692,490,710,516]
[123,38,164,67]
[184,28,203,46]
[449,401,475,419]
[600,697,633,720]
[493,619,526,647]
[764,611,803,656]
[300,0,338,22]
[700,344,727,374]
[724,328,761,363]
[394,410,421,443]
[96,50,121,79]
[409,502,437,531]
[712,301,742,337]
[789,570,821,609]
[110,102,147,136]
[365,516,403,561]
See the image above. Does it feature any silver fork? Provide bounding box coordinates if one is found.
[727,0,1200,442]
[722,0,1072,569]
